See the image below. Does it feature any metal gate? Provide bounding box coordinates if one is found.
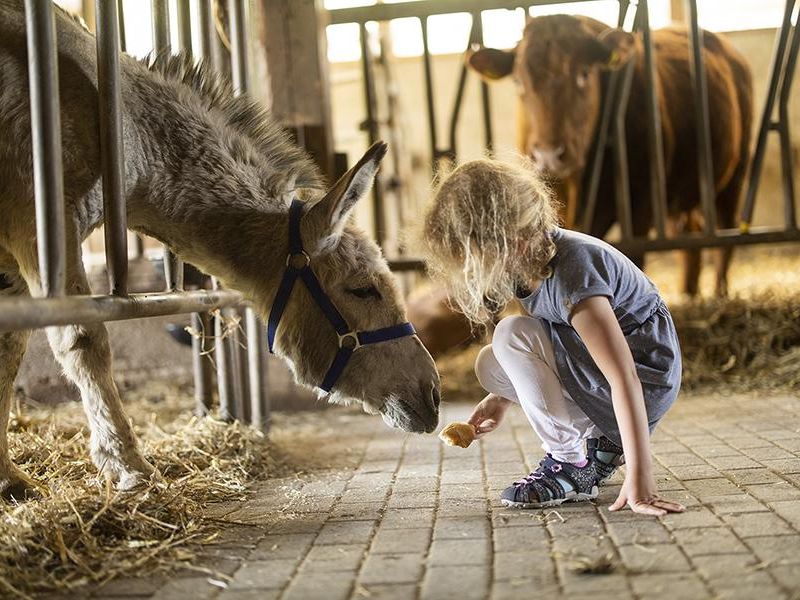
[327,0,800,267]
[0,0,268,429]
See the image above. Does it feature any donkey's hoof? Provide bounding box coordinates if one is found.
[0,471,41,503]
[116,466,158,492]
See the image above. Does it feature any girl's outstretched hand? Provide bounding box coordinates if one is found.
[610,471,686,516]
[467,394,513,438]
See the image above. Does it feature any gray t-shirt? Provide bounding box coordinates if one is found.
[517,228,682,445]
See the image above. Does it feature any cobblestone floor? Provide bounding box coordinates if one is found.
[82,392,800,600]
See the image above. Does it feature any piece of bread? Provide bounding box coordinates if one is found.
[438,421,476,448]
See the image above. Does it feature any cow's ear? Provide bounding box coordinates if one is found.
[597,29,636,69]
[467,47,516,80]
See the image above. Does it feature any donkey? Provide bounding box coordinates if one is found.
[0,1,440,501]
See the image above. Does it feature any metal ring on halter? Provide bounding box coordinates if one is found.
[286,251,311,269]
[338,331,361,351]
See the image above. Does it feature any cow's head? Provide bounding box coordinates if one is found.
[468,15,635,178]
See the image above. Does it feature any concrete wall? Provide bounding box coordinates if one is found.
[328,27,800,242]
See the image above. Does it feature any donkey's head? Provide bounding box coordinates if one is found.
[271,143,440,433]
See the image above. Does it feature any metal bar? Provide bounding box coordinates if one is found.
[684,0,716,233]
[245,307,268,431]
[0,289,242,333]
[742,0,796,229]
[214,308,234,421]
[176,0,192,55]
[225,309,247,421]
[639,0,668,239]
[192,312,214,415]
[24,0,67,298]
[612,60,636,240]
[359,22,386,246]
[198,0,222,71]
[472,12,494,152]
[228,0,248,93]
[328,0,597,24]
[445,16,482,164]
[151,0,170,52]
[420,16,439,168]
[95,0,129,296]
[613,227,800,253]
[778,15,799,230]
[117,0,127,51]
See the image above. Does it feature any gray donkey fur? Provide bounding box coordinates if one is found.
[0,0,440,501]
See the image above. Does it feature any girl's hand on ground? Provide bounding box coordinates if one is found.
[610,472,686,516]
[467,394,512,438]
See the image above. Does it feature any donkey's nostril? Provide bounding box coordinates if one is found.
[430,386,441,409]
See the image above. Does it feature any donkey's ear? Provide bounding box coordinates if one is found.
[467,47,516,80]
[308,141,388,250]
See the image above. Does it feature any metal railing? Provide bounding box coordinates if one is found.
[328,0,800,268]
[2,0,269,430]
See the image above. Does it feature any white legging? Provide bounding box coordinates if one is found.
[474,315,601,463]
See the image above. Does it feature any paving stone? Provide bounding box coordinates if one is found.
[673,527,749,556]
[354,583,417,600]
[249,533,316,560]
[299,544,366,573]
[770,564,800,590]
[329,501,384,522]
[392,476,440,493]
[745,535,800,565]
[436,498,488,517]
[666,464,723,480]
[768,499,800,528]
[724,468,784,485]
[281,571,354,600]
[492,550,556,583]
[683,477,744,497]
[745,482,800,502]
[628,573,708,598]
[432,516,490,540]
[657,452,709,467]
[560,573,631,594]
[606,520,673,545]
[217,590,281,600]
[150,578,219,600]
[704,494,771,514]
[690,553,763,581]
[761,458,800,474]
[228,559,298,590]
[711,579,789,600]
[617,543,692,573]
[379,507,435,529]
[315,521,376,546]
[421,565,490,600]
[387,492,437,509]
[358,553,425,584]
[428,538,490,566]
[395,463,439,478]
[370,527,431,554]
[91,576,165,597]
[438,483,484,499]
[490,580,561,599]
[706,455,762,470]
[745,446,796,461]
[721,511,795,538]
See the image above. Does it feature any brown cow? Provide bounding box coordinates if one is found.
[469,15,753,296]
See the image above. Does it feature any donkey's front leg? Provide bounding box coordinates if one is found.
[46,319,156,489]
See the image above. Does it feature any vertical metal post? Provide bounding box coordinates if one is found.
[420,16,439,169]
[198,0,224,71]
[359,22,385,247]
[192,312,214,415]
[95,0,129,296]
[742,0,797,229]
[24,0,66,298]
[472,11,493,153]
[612,60,636,240]
[639,0,668,239]
[245,307,268,430]
[778,21,799,230]
[151,0,170,52]
[684,0,717,233]
[228,0,248,93]
[176,0,193,55]
[214,306,235,421]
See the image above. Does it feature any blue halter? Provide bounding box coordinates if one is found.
[267,199,417,392]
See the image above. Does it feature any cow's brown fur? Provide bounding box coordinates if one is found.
[469,15,753,296]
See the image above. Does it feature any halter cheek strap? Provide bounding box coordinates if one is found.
[267,199,416,392]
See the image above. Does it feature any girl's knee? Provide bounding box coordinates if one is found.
[474,345,499,389]
[492,315,548,357]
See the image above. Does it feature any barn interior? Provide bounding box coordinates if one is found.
[2,0,800,598]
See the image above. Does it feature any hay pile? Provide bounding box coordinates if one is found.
[671,290,800,392]
[0,391,285,598]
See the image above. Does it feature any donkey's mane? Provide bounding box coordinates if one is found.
[143,51,324,194]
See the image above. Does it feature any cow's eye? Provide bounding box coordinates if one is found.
[347,285,382,300]
[576,67,590,89]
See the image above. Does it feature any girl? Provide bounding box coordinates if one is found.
[423,159,685,516]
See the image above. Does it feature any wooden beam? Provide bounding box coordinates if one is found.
[257,0,335,178]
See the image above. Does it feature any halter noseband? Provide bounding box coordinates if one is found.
[267,199,417,392]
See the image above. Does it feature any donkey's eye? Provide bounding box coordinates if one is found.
[347,285,382,300]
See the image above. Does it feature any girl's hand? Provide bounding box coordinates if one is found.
[467,394,512,438]
[610,471,686,516]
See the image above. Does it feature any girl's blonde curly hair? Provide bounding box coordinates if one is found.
[422,158,559,324]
